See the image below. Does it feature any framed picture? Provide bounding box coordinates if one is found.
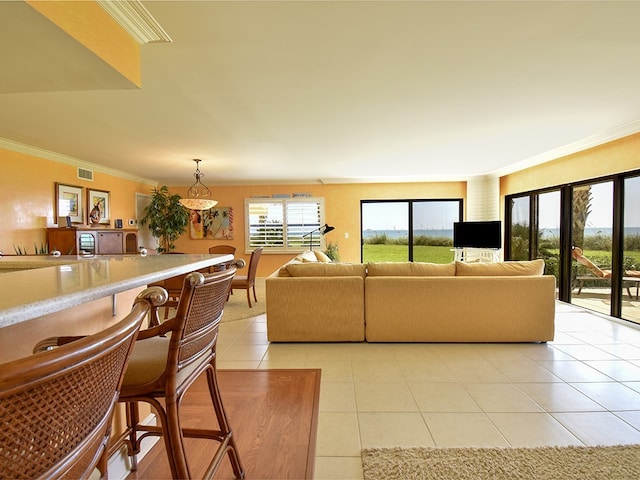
[55,183,84,224]
[86,188,110,225]
[189,207,234,239]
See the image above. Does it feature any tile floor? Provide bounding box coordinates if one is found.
[216,302,640,480]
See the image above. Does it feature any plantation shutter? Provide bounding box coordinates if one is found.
[246,198,324,252]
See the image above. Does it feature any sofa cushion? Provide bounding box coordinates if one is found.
[285,262,367,278]
[455,259,545,276]
[411,262,456,276]
[276,260,302,277]
[367,262,413,276]
[367,262,455,276]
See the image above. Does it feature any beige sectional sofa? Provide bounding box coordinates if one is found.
[265,253,556,343]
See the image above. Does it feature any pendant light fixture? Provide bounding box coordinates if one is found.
[178,159,218,210]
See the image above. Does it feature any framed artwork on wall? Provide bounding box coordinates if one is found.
[189,207,234,239]
[86,188,110,225]
[55,183,84,224]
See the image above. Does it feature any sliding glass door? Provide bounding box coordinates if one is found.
[361,202,409,262]
[505,171,640,325]
[412,201,462,262]
[538,190,561,285]
[508,196,531,261]
[571,181,614,316]
[361,199,462,263]
[622,175,640,323]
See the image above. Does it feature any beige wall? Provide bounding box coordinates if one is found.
[0,148,156,253]
[499,133,640,223]
[500,133,640,196]
[26,0,141,86]
[1,147,465,277]
[4,131,639,277]
[172,181,466,276]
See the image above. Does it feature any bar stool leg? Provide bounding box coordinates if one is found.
[206,366,245,479]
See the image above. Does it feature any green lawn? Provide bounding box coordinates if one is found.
[362,244,640,268]
[362,244,455,263]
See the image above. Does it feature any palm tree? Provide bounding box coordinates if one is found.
[572,185,592,248]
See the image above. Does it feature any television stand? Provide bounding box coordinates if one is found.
[454,248,501,263]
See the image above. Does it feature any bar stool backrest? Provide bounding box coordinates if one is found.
[0,295,152,479]
[170,267,236,373]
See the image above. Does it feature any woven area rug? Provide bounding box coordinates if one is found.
[221,278,266,322]
[361,445,640,480]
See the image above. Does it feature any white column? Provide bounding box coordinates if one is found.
[466,175,500,221]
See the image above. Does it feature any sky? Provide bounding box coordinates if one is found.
[539,180,640,229]
[362,178,640,233]
[362,201,460,231]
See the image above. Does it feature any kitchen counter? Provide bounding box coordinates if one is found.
[0,253,233,328]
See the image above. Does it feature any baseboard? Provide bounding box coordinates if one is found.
[109,414,159,480]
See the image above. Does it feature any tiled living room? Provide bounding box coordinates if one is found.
[3,2,640,478]
[217,302,640,479]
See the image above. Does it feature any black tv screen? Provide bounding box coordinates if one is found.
[453,221,502,249]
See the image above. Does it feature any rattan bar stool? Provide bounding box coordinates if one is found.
[0,288,162,480]
[119,268,245,479]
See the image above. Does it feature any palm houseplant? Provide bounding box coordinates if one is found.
[140,186,189,253]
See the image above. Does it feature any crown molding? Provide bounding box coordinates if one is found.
[0,138,158,186]
[491,119,640,178]
[97,0,172,44]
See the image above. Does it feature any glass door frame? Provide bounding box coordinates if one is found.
[360,198,463,263]
[504,171,636,321]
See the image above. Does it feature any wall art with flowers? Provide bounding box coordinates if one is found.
[189,206,234,240]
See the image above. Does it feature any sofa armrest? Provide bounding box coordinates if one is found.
[266,276,365,341]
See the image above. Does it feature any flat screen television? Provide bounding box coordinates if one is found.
[453,221,502,249]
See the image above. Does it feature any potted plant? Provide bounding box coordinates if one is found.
[140,186,189,253]
[325,241,340,262]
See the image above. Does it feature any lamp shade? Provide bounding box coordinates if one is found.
[179,198,218,210]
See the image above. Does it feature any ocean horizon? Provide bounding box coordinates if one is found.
[362,227,640,239]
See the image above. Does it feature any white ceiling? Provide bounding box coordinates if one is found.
[2,1,640,186]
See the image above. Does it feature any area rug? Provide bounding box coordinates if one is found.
[222,279,266,322]
[361,445,640,480]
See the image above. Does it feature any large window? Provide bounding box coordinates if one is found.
[507,196,531,261]
[361,199,462,263]
[571,181,614,316]
[505,170,640,325]
[622,175,640,322]
[245,197,325,252]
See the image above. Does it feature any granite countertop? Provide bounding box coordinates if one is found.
[0,254,233,328]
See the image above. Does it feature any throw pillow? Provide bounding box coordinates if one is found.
[313,250,333,263]
[294,250,319,263]
[455,259,545,276]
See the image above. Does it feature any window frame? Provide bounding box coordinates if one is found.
[244,197,326,253]
[504,169,640,322]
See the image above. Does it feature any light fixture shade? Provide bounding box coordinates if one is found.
[179,198,218,210]
[321,224,335,235]
[180,159,217,210]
